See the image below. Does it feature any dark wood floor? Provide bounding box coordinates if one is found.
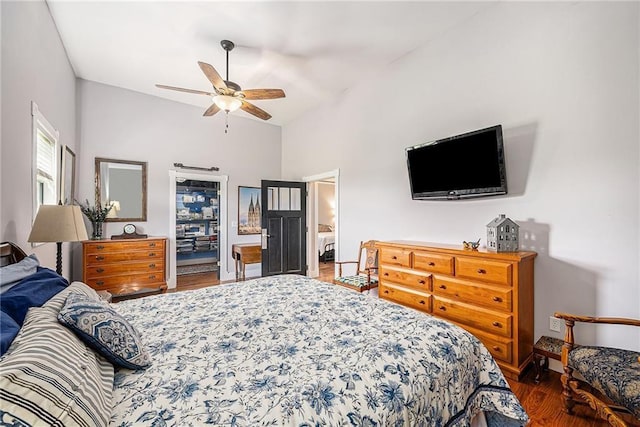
[171,261,636,426]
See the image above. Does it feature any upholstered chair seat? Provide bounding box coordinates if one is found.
[568,346,640,419]
[333,240,378,293]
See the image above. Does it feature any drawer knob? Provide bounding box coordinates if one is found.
[149,263,156,268]
[418,280,425,285]
[96,256,104,261]
[149,242,156,247]
[492,321,502,328]
[384,273,389,277]
[477,269,487,274]
[96,281,104,286]
[439,284,446,289]
[419,300,426,305]
[96,245,105,250]
[96,268,104,273]
[492,296,502,302]
[149,253,156,257]
[492,346,501,352]
[438,306,446,311]
[149,275,156,279]
[428,262,435,266]
[383,290,389,294]
[392,256,397,260]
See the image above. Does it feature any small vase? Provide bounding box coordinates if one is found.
[91,221,104,240]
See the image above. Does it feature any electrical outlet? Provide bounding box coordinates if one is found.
[549,316,563,332]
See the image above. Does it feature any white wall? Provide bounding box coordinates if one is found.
[76,80,281,281]
[1,0,78,278]
[282,2,640,350]
[317,182,335,227]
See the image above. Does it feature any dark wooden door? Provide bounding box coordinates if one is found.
[261,180,307,277]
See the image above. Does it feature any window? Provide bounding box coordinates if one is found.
[32,102,59,219]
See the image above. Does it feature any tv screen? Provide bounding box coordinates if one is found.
[406,125,507,200]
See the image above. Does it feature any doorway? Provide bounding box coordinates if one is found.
[303,169,339,279]
[168,170,228,290]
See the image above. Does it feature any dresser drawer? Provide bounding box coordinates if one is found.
[432,296,512,338]
[380,248,411,268]
[379,283,431,312]
[84,272,164,289]
[475,333,513,364]
[85,260,164,279]
[413,251,454,275]
[84,239,164,254]
[84,250,165,266]
[455,257,512,286]
[432,276,512,312]
[380,266,431,291]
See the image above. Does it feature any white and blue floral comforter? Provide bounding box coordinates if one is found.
[110,275,527,426]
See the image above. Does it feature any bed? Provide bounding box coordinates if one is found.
[318,231,335,261]
[0,246,528,426]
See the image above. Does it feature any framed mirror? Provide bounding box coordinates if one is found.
[95,157,147,222]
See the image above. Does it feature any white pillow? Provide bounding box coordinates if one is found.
[0,254,40,292]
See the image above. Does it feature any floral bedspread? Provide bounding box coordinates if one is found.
[109,275,527,426]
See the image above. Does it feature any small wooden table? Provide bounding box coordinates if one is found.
[232,243,261,280]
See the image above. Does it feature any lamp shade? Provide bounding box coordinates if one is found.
[213,95,242,112]
[28,205,88,243]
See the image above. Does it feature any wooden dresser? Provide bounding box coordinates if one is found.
[376,240,536,380]
[82,237,167,297]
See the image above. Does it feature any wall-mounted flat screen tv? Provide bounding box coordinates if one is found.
[406,125,507,200]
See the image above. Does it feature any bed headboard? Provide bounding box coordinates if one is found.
[0,242,27,267]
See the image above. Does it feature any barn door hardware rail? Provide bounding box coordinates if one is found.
[173,163,219,172]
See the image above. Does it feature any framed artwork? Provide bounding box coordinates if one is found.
[60,145,76,205]
[238,186,261,235]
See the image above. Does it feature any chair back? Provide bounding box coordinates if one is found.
[357,240,378,275]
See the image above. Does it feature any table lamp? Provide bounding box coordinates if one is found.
[28,204,88,275]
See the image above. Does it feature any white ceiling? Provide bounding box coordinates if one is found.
[47,1,492,126]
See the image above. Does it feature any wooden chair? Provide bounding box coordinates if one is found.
[333,240,378,293]
[0,242,27,267]
[554,312,640,426]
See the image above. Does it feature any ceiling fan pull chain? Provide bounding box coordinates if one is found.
[225,111,229,134]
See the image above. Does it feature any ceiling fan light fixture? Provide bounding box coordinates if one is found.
[213,94,242,112]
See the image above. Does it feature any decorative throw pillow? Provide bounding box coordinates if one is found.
[58,292,151,370]
[0,306,114,427]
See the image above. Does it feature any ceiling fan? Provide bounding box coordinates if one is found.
[156,40,285,126]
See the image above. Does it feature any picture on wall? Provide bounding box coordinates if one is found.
[60,145,76,205]
[238,186,261,235]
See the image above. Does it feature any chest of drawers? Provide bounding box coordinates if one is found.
[82,238,167,297]
[377,240,536,380]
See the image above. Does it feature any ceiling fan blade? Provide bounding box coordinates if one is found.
[198,61,227,93]
[241,89,286,100]
[240,101,272,120]
[156,84,214,96]
[203,104,221,117]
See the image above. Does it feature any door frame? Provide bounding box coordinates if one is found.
[168,170,229,289]
[302,169,340,278]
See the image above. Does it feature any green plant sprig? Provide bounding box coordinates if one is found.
[76,199,114,222]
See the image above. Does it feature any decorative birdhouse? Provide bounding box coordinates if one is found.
[487,214,519,252]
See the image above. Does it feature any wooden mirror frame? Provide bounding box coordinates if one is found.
[95,157,147,222]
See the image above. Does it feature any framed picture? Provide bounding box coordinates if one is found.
[60,145,76,205]
[238,186,261,235]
